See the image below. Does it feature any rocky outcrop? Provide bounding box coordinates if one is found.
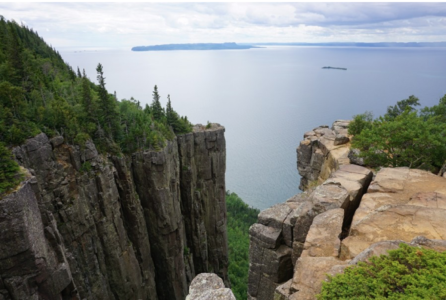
[1,124,228,300]
[296,120,351,190]
[247,164,373,300]
[250,120,446,300]
[186,273,235,300]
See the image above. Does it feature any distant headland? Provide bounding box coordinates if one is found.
[131,42,261,51]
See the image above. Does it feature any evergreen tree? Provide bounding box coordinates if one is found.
[81,69,93,115]
[96,63,119,140]
[166,94,175,126]
[151,85,164,121]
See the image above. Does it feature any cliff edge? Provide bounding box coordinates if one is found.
[0,124,228,300]
[248,120,446,300]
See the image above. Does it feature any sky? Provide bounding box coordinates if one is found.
[1,2,446,50]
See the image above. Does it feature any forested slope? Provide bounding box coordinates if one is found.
[0,17,191,193]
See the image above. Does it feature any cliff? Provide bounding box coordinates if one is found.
[248,120,446,300]
[0,124,228,300]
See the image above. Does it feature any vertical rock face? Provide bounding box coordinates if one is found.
[132,138,188,300]
[0,176,77,300]
[1,124,228,300]
[177,124,228,284]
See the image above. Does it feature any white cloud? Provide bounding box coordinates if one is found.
[0,2,445,50]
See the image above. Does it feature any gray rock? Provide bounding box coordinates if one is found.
[50,136,64,148]
[249,223,282,249]
[348,148,364,166]
[187,273,235,300]
[334,134,350,146]
[177,125,229,285]
[3,126,229,300]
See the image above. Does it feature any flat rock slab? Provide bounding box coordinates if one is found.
[368,168,446,196]
[341,205,446,259]
[301,208,344,258]
[344,168,446,259]
[290,257,348,298]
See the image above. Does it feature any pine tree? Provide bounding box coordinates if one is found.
[151,85,164,121]
[96,63,118,140]
[166,94,175,126]
[81,69,94,122]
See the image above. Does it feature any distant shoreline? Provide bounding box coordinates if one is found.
[132,42,261,51]
[245,42,446,48]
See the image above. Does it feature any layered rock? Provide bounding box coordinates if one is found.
[247,164,372,300]
[251,120,446,300]
[272,122,446,300]
[297,120,351,190]
[178,124,228,284]
[1,123,228,300]
[0,173,78,300]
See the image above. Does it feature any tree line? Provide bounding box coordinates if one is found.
[0,17,192,194]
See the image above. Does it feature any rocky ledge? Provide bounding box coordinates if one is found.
[248,120,446,300]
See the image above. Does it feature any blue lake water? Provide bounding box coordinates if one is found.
[61,46,446,210]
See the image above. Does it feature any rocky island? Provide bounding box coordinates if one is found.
[322,66,347,70]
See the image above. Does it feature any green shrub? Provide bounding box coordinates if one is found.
[80,161,92,173]
[317,243,446,299]
[74,132,91,148]
[350,95,446,171]
[348,111,373,136]
[351,110,446,170]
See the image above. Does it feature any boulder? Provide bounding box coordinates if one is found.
[186,273,235,300]
[348,148,364,166]
[334,134,349,146]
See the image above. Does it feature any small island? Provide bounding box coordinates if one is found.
[131,42,260,51]
[322,66,347,70]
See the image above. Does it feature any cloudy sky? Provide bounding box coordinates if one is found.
[1,2,446,50]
